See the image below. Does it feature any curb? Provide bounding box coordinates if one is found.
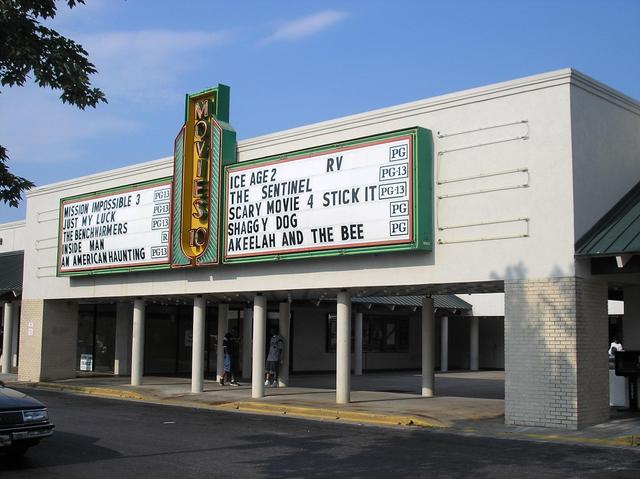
[27,382,447,429]
[451,426,640,449]
[499,431,640,448]
[217,401,448,428]
[34,382,146,401]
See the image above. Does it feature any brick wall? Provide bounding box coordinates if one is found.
[17,299,44,382]
[505,277,609,429]
[575,278,610,427]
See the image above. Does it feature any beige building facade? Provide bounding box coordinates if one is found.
[2,69,640,429]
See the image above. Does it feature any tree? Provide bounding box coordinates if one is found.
[0,0,106,207]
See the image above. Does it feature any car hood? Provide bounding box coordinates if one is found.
[0,387,45,410]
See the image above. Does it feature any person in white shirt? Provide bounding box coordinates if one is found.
[609,338,624,358]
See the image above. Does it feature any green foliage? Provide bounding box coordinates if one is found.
[0,0,107,207]
[0,145,33,207]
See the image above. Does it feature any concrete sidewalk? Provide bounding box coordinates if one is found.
[3,370,640,449]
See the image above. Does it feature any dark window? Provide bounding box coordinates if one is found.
[326,314,338,352]
[326,314,409,353]
[363,316,409,353]
[76,304,116,372]
[609,315,623,345]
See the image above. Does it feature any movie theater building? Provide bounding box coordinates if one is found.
[3,69,640,430]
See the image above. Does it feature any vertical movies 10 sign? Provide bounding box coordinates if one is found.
[223,127,432,262]
[171,84,236,268]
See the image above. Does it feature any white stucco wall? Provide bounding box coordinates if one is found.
[0,220,25,253]
[570,74,640,242]
[16,69,637,301]
[460,293,625,316]
[459,293,505,317]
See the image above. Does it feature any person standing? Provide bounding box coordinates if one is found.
[265,328,284,387]
[609,338,624,358]
[221,332,239,386]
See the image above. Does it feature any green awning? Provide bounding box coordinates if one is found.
[0,251,23,296]
[576,180,640,257]
[352,294,472,310]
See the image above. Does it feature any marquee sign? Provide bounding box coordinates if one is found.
[57,179,172,275]
[170,85,236,267]
[55,85,433,277]
[223,127,432,263]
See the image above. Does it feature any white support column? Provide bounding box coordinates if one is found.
[422,296,435,397]
[191,296,206,393]
[470,316,479,371]
[252,295,266,398]
[216,303,229,382]
[242,306,253,379]
[2,302,14,373]
[278,301,291,387]
[354,311,363,376]
[114,302,132,376]
[440,316,449,372]
[131,298,145,386]
[336,291,351,404]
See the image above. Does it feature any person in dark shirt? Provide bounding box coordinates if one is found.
[265,328,284,387]
[222,332,240,386]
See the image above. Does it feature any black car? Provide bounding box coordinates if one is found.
[0,381,54,456]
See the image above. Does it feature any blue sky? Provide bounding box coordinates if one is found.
[1,0,639,222]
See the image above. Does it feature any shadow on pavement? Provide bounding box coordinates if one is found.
[0,431,123,471]
[234,429,640,479]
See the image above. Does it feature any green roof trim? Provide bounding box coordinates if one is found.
[576,180,640,257]
[352,294,472,310]
[0,251,23,295]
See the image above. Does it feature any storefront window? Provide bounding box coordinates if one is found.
[143,305,247,377]
[77,306,94,371]
[206,307,217,375]
[145,304,179,375]
[326,314,409,353]
[326,314,338,352]
[76,304,116,372]
[364,316,408,352]
[176,306,194,374]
